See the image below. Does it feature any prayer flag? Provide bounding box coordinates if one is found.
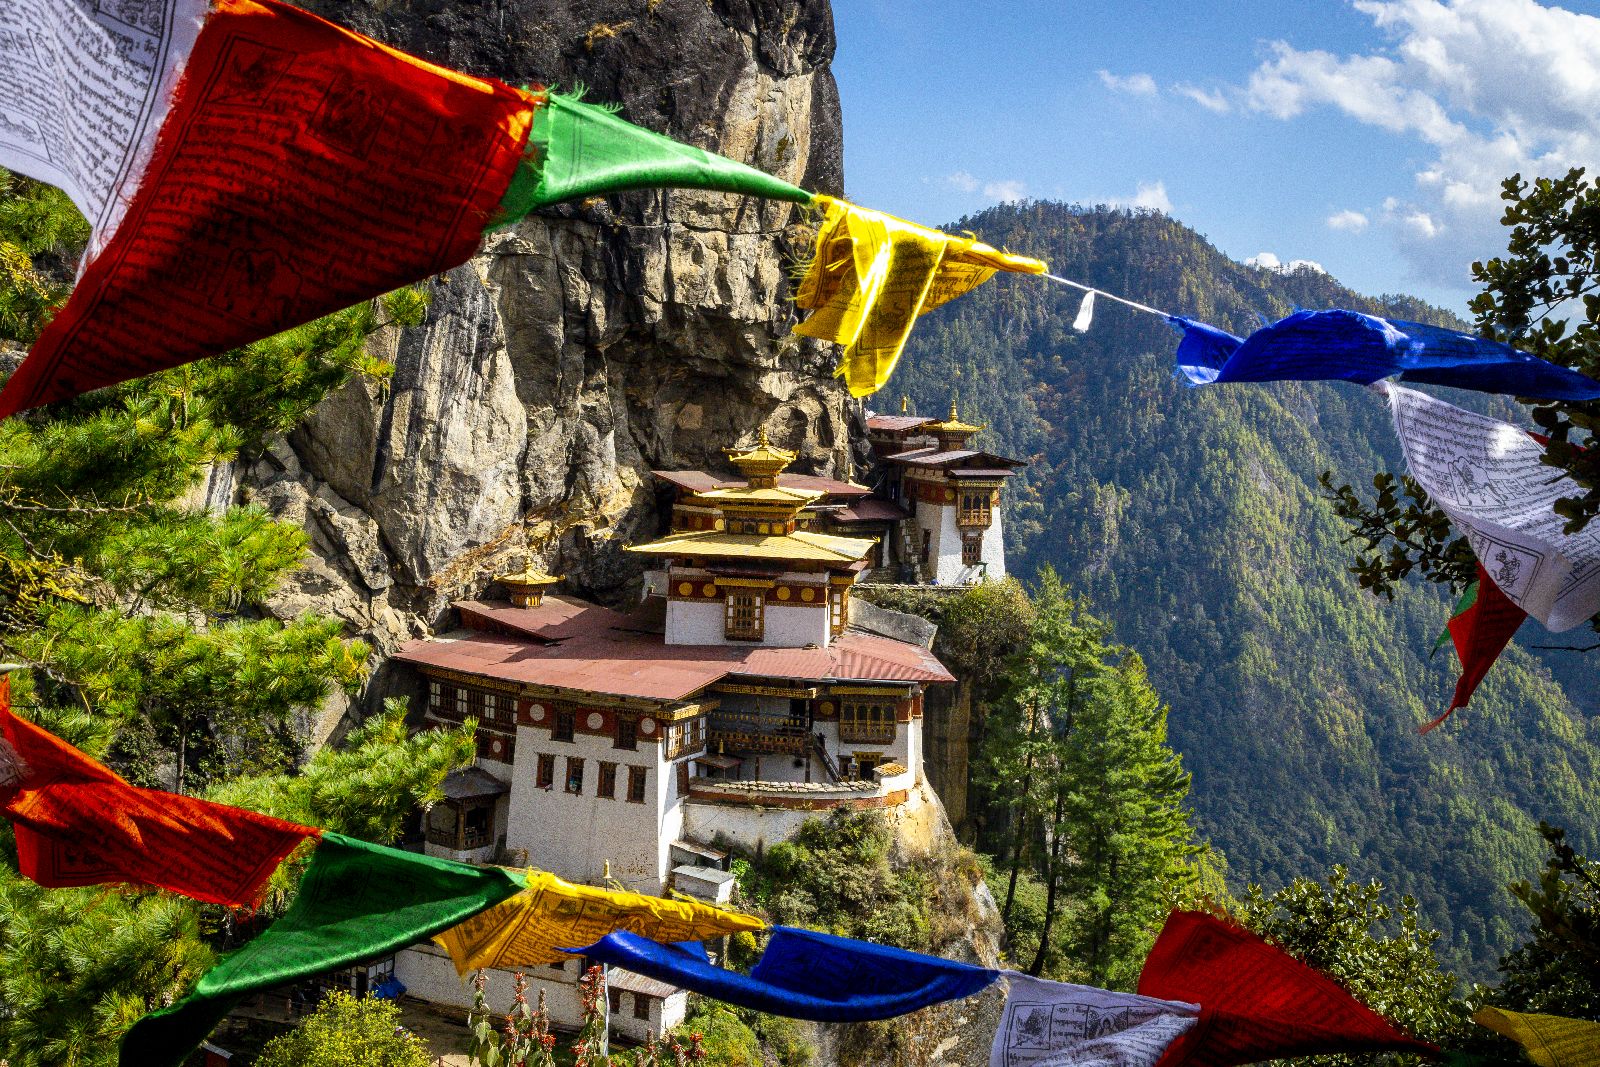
[990,971,1199,1067]
[0,0,536,418]
[1385,382,1600,632]
[1473,1007,1600,1067]
[1421,564,1527,734]
[118,831,523,1067]
[1137,911,1435,1067]
[0,680,315,908]
[1172,309,1600,402]
[1432,581,1479,657]
[0,0,208,260]
[494,91,813,221]
[433,868,765,973]
[793,195,1047,397]
[574,925,1000,1022]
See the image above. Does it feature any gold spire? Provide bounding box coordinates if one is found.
[900,395,909,414]
[927,396,984,438]
[499,560,562,608]
[723,429,797,490]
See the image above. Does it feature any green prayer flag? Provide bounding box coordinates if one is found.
[495,92,813,223]
[1432,580,1479,658]
[118,832,523,1067]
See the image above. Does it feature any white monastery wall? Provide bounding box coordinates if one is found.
[395,944,682,1044]
[505,725,666,892]
[664,597,829,647]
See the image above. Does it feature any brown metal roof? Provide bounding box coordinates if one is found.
[652,471,871,498]
[885,448,1024,470]
[440,766,511,800]
[458,596,636,642]
[394,598,955,701]
[866,414,936,433]
[829,499,910,523]
[609,968,682,1000]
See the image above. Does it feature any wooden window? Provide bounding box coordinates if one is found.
[428,680,441,712]
[598,761,617,799]
[840,701,896,743]
[454,685,468,718]
[854,753,880,781]
[633,993,652,1020]
[829,588,847,635]
[462,804,492,848]
[724,591,764,641]
[959,491,992,526]
[677,762,691,793]
[627,765,647,803]
[549,961,566,972]
[615,717,637,750]
[553,708,575,742]
[920,529,931,564]
[962,535,982,566]
[608,988,622,1014]
[536,753,555,789]
[565,757,584,794]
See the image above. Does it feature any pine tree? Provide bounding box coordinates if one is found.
[0,171,463,1065]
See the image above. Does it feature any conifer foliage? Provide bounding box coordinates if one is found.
[980,570,1201,987]
[0,170,471,1064]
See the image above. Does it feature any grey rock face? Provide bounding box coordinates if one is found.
[233,0,853,684]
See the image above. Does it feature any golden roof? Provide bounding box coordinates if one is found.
[723,429,796,489]
[626,529,876,564]
[925,398,983,436]
[498,564,562,586]
[696,483,823,507]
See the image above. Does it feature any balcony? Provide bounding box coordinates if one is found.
[838,722,896,744]
[708,728,806,756]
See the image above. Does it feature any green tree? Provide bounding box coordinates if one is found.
[0,171,461,1066]
[1239,868,1474,1062]
[256,990,431,1067]
[1491,822,1600,1019]
[975,571,1200,986]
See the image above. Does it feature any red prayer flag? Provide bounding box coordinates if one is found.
[1137,910,1436,1067]
[1421,563,1527,734]
[0,679,317,907]
[0,0,535,418]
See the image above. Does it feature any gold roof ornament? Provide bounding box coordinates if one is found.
[723,428,797,489]
[499,562,563,608]
[926,396,984,437]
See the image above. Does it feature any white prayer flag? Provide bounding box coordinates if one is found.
[0,0,207,259]
[1073,290,1096,332]
[1386,382,1600,631]
[990,971,1199,1067]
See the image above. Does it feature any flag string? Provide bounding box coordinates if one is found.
[1041,273,1175,320]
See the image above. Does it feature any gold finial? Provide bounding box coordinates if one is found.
[756,427,771,447]
[603,859,611,879]
[900,395,909,414]
[949,396,959,420]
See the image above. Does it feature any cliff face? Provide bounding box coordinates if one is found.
[234,0,855,700]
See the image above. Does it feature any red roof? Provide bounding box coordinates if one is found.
[866,414,935,433]
[829,499,910,523]
[393,598,953,702]
[885,447,1024,470]
[652,471,870,498]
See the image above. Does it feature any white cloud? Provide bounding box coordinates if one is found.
[1129,180,1173,213]
[1098,69,1159,96]
[983,179,1028,202]
[1247,251,1328,274]
[1327,209,1371,232]
[946,171,980,193]
[1174,84,1232,112]
[1237,0,1600,290]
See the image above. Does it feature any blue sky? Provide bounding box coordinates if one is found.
[831,0,1600,314]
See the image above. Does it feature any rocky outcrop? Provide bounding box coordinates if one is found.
[230,0,854,690]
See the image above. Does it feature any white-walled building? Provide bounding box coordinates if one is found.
[864,401,1025,585]
[385,433,955,1035]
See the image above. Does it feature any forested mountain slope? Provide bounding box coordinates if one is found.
[889,200,1600,980]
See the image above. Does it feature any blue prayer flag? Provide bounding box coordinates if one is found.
[573,926,999,1022]
[1171,309,1600,401]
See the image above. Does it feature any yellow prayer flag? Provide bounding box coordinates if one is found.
[793,195,1047,397]
[433,869,766,974]
[1473,1007,1600,1067]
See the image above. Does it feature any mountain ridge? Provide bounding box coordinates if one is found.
[889,198,1600,980]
